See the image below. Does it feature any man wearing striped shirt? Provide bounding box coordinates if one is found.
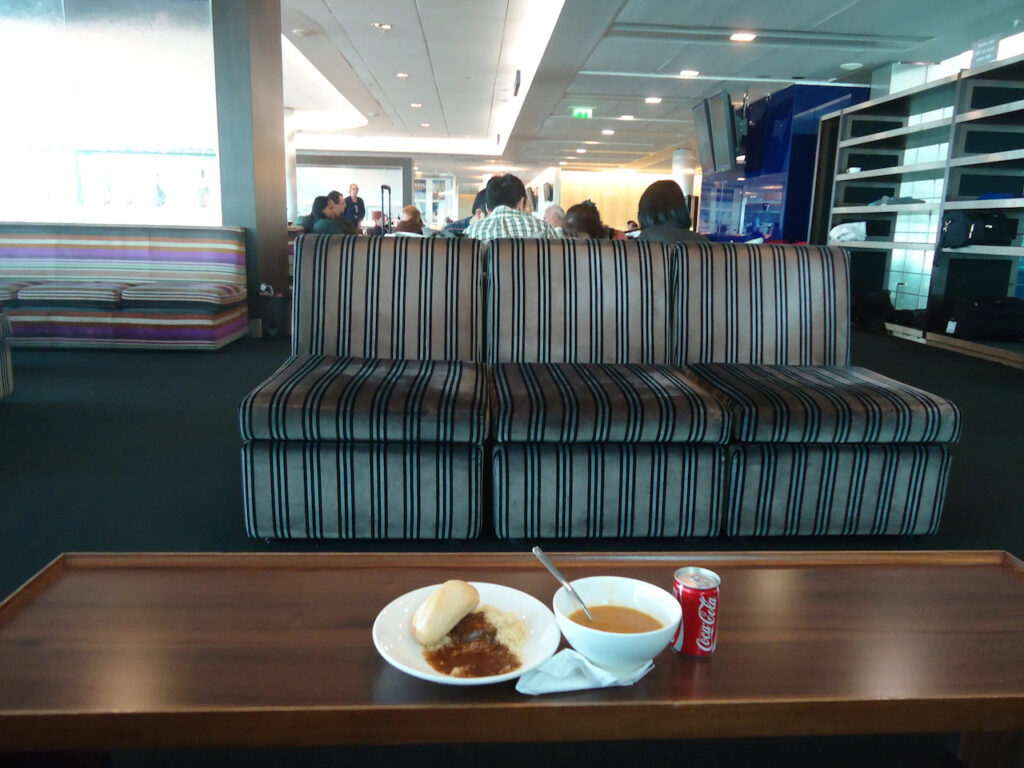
[464,174,558,242]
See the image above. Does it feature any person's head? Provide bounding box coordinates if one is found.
[371,210,382,223]
[543,204,565,229]
[348,184,359,199]
[563,201,604,239]
[471,189,488,219]
[326,190,347,218]
[626,220,639,232]
[637,179,692,231]
[310,195,330,221]
[484,174,527,212]
[401,205,423,225]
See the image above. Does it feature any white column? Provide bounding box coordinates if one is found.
[671,149,696,196]
[284,109,298,223]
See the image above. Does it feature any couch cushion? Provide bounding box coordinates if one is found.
[16,282,128,308]
[240,355,488,443]
[120,282,247,308]
[685,363,961,444]
[493,362,728,444]
[0,281,35,303]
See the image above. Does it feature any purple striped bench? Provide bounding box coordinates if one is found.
[0,224,248,350]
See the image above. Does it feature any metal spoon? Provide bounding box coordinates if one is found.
[532,546,593,620]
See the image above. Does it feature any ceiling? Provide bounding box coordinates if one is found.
[280,0,1024,193]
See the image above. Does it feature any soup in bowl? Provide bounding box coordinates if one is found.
[552,576,682,672]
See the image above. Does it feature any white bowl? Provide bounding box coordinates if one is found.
[552,576,682,672]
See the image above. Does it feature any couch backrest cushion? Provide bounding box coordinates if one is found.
[292,234,484,362]
[487,238,672,364]
[674,242,850,366]
[0,224,246,287]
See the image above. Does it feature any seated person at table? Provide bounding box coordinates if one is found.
[563,201,605,239]
[444,189,487,236]
[393,206,424,235]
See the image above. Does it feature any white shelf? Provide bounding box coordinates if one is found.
[835,160,947,181]
[942,245,1024,257]
[838,118,952,149]
[832,240,936,251]
[944,199,1024,210]
[955,97,1024,124]
[832,203,939,215]
[948,147,1024,167]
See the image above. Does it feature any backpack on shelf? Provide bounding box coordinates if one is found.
[941,211,1017,248]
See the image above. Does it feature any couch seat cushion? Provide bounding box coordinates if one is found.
[0,282,35,303]
[16,282,128,308]
[684,363,961,444]
[240,355,487,443]
[493,362,728,444]
[0,312,10,340]
[120,282,247,307]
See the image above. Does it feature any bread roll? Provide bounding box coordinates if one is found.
[411,580,479,646]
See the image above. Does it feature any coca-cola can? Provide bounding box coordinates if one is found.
[671,567,720,655]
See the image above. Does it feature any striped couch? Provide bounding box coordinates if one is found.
[240,236,959,540]
[0,305,12,399]
[0,224,249,349]
[676,242,960,535]
[240,235,486,539]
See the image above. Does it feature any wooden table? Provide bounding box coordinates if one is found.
[1,551,1023,754]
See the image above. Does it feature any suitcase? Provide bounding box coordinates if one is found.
[953,297,1024,342]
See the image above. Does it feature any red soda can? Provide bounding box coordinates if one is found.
[671,567,720,655]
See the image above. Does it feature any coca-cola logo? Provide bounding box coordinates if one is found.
[696,594,717,652]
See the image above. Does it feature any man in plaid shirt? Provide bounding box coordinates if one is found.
[464,174,558,242]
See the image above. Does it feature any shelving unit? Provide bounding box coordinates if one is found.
[810,52,1024,366]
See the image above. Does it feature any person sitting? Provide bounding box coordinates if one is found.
[364,210,385,236]
[626,220,639,232]
[563,201,605,239]
[444,189,487,235]
[635,180,707,244]
[393,205,424,235]
[543,204,565,235]
[463,174,557,243]
[304,196,343,234]
[326,191,358,235]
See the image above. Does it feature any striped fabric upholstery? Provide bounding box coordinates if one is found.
[0,311,12,399]
[493,362,728,444]
[243,441,482,539]
[292,235,483,362]
[487,239,672,364]
[0,282,34,302]
[493,443,725,538]
[0,225,247,286]
[685,363,961,444]
[120,282,247,307]
[674,242,851,366]
[727,444,952,536]
[16,282,129,307]
[240,355,488,443]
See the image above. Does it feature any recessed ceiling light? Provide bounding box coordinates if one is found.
[420,123,430,127]
[679,69,700,78]
[414,166,419,171]
[396,72,409,79]
[619,114,635,120]
[559,161,568,165]
[576,148,587,154]
[730,31,757,42]
[371,22,392,31]
[410,103,422,108]
[583,141,599,145]
[645,97,662,104]
[291,28,317,37]
[602,129,615,135]
[840,62,863,71]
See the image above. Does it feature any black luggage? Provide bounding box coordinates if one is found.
[941,211,1017,248]
[953,297,1024,342]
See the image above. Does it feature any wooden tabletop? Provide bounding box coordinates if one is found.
[1,550,1023,751]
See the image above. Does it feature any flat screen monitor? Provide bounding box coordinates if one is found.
[692,101,716,173]
[708,92,737,173]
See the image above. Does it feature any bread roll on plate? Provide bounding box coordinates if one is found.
[411,580,479,645]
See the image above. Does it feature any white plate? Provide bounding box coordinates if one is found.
[372,582,561,686]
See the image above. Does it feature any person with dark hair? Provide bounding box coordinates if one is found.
[304,196,343,234]
[463,174,557,242]
[636,179,707,244]
[563,201,605,239]
[326,191,358,235]
[444,188,487,235]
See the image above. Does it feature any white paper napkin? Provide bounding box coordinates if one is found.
[515,649,654,695]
